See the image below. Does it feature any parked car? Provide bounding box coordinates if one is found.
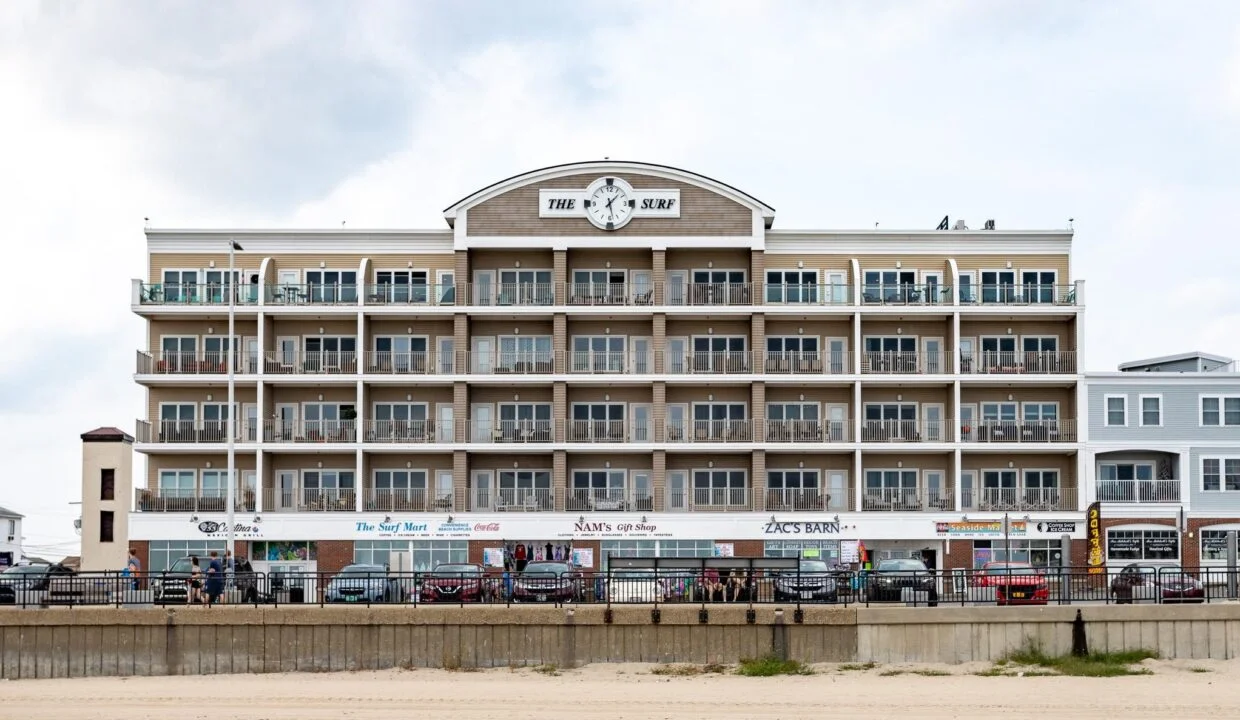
[152,557,197,604]
[772,559,839,603]
[511,562,582,603]
[605,568,663,603]
[324,564,400,603]
[865,558,936,602]
[0,563,75,605]
[1111,564,1204,604]
[974,561,1049,606]
[421,563,487,603]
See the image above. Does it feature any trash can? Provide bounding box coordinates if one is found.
[288,586,305,603]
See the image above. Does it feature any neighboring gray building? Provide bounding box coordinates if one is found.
[1085,351,1240,567]
[0,505,23,568]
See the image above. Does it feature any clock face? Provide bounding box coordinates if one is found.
[584,177,636,230]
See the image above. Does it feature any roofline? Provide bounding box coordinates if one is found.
[1085,371,1240,380]
[1117,351,1235,371]
[766,229,1073,237]
[145,229,450,237]
[441,160,777,228]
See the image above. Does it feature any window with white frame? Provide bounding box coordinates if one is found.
[863,404,917,436]
[862,270,916,302]
[571,336,626,372]
[149,540,226,572]
[1200,530,1239,562]
[767,403,819,423]
[571,269,626,299]
[765,270,818,303]
[1202,458,1240,492]
[200,470,235,498]
[374,270,429,303]
[1140,395,1162,426]
[374,470,428,502]
[158,470,196,498]
[767,470,820,490]
[691,403,747,438]
[354,540,467,572]
[570,403,626,440]
[599,540,714,569]
[973,539,1063,568]
[303,470,355,500]
[766,336,818,357]
[692,336,747,357]
[304,403,355,436]
[1021,336,1058,354]
[305,269,358,302]
[498,403,553,435]
[864,469,919,501]
[981,402,1018,423]
[1023,470,1060,507]
[570,470,627,505]
[1105,395,1127,427]
[161,270,199,303]
[1020,271,1058,304]
[374,336,429,369]
[1106,529,1178,562]
[1022,402,1058,423]
[499,335,553,367]
[497,470,552,507]
[158,403,196,438]
[1201,396,1240,426]
[692,469,747,506]
[373,403,429,435]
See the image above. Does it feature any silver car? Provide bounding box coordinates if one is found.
[324,564,399,603]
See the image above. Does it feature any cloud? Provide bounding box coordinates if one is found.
[3,0,1240,555]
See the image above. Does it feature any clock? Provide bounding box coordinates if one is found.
[583,177,637,231]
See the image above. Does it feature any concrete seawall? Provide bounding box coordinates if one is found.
[1,604,1238,679]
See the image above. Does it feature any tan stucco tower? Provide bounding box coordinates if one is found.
[80,427,134,572]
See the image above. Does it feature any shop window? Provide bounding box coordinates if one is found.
[600,540,714,569]
[764,540,841,563]
[148,541,227,572]
[353,540,467,572]
[1105,529,1179,562]
[1200,530,1240,562]
[250,542,318,562]
[973,540,1063,568]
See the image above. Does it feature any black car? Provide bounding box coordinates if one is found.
[865,558,937,602]
[773,559,839,602]
[0,564,75,605]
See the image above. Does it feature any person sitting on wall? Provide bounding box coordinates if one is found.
[725,570,752,602]
[699,568,724,602]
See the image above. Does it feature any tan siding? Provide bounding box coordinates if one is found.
[267,387,357,406]
[146,453,256,490]
[565,387,653,404]
[765,319,851,342]
[267,453,354,472]
[665,248,751,271]
[367,319,453,344]
[468,387,553,404]
[860,319,951,340]
[854,255,952,284]
[467,249,556,271]
[147,387,258,423]
[861,452,953,473]
[962,453,1075,480]
[954,254,1070,280]
[566,248,653,271]
[364,454,453,473]
[148,320,258,348]
[666,386,750,404]
[959,320,1074,350]
[149,253,263,281]
[565,454,653,471]
[761,254,851,273]
[566,319,652,337]
[469,454,555,472]
[960,387,1076,412]
[466,174,752,237]
[765,387,852,405]
[469,319,554,338]
[766,454,853,472]
[860,388,951,405]
[665,319,751,338]
[367,386,453,405]
[266,255,369,276]
[367,254,456,273]
[666,454,752,471]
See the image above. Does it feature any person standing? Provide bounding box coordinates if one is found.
[126,549,142,592]
[205,551,224,607]
[222,550,235,602]
[188,556,203,605]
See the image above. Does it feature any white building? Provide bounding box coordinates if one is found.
[0,505,24,568]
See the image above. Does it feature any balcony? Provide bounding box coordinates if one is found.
[134,281,260,307]
[763,420,850,443]
[263,420,357,444]
[262,488,357,513]
[763,488,850,512]
[961,351,1077,375]
[466,419,554,444]
[136,420,259,444]
[862,486,955,512]
[962,486,1079,513]
[764,283,853,307]
[363,420,447,444]
[665,488,755,512]
[666,420,753,443]
[469,351,555,375]
[566,282,652,306]
[567,420,648,443]
[861,351,948,375]
[860,420,953,443]
[363,283,457,306]
[263,351,359,375]
[1095,480,1181,504]
[136,351,254,375]
[363,488,455,512]
[568,351,654,375]
[960,419,1077,444]
[861,283,953,306]
[763,351,854,375]
[671,282,753,306]
[133,488,255,513]
[265,283,358,306]
[965,283,1078,306]
[471,487,555,512]
[665,351,753,375]
[566,488,656,512]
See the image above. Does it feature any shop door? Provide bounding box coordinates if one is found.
[261,560,318,602]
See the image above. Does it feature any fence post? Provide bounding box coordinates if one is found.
[561,607,577,669]
[1227,531,1238,600]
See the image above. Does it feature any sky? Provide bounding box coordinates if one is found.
[1,0,1238,560]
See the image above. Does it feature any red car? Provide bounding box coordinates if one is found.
[974,561,1049,605]
[1111,564,1205,604]
[420,563,487,603]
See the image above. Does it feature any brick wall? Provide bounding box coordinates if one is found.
[316,541,354,575]
[128,540,149,574]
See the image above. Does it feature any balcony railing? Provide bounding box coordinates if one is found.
[470,488,555,512]
[363,283,457,306]
[133,488,255,513]
[962,351,1077,375]
[964,283,1078,306]
[262,351,359,375]
[861,351,948,374]
[763,420,850,443]
[669,282,754,306]
[763,283,854,306]
[861,283,954,306]
[466,419,555,444]
[862,487,955,512]
[566,282,652,306]
[263,488,357,513]
[135,351,255,375]
[470,351,556,374]
[963,486,1079,513]
[567,420,634,443]
[666,420,753,443]
[265,283,358,305]
[134,280,260,306]
[135,420,258,444]
[363,488,455,512]
[665,488,754,512]
[763,488,851,512]
[565,488,656,512]
[568,351,654,374]
[362,420,446,443]
[960,419,1077,443]
[1095,480,1181,504]
[859,420,953,443]
[763,351,854,375]
[665,351,753,375]
[263,420,357,443]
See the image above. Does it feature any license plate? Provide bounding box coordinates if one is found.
[346,596,359,602]
[800,591,813,599]
[536,594,547,602]
[1011,592,1026,599]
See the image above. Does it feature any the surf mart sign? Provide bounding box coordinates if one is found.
[354,520,503,540]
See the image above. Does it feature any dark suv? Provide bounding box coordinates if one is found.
[0,564,75,605]
[865,558,937,602]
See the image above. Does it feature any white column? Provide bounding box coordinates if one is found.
[225,239,238,557]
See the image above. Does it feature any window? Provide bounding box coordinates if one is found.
[981,402,1018,423]
[158,403,196,439]
[499,335,553,368]
[570,403,625,441]
[201,470,235,498]
[570,470,627,505]
[497,470,553,508]
[980,270,1016,303]
[766,270,818,303]
[374,470,429,502]
[1105,395,1127,427]
[1021,336,1058,353]
[1105,529,1179,562]
[250,541,318,562]
[862,270,917,303]
[767,470,820,490]
[161,270,199,303]
[973,540,1063,568]
[764,540,841,563]
[201,402,237,441]
[1201,396,1240,426]
[303,336,358,371]
[158,470,196,498]
[99,511,114,543]
[1202,458,1240,492]
[354,540,468,573]
[305,269,358,303]
[374,270,429,303]
[863,403,917,439]
[571,269,626,301]
[691,403,747,440]
[692,470,747,506]
[303,470,355,501]
[1020,271,1057,304]
[766,336,819,360]
[1022,403,1058,422]
[100,468,115,501]
[692,336,747,356]
[148,541,227,572]
[373,403,429,436]
[304,403,355,437]
[1140,395,1162,427]
[1200,530,1240,562]
[498,270,553,305]
[374,336,429,370]
[766,403,820,436]
[599,540,714,569]
[571,336,626,372]
[498,403,553,436]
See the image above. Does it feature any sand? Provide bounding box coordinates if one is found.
[2,660,1239,719]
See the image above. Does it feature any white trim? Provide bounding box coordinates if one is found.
[372,267,431,282]
[1200,394,1240,427]
[1020,335,1059,352]
[1200,456,1240,493]
[1103,394,1128,427]
[1137,394,1163,427]
[1020,400,1059,421]
[1103,525,1180,564]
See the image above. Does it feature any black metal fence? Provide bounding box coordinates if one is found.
[2,564,1238,609]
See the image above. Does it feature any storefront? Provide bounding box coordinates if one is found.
[1104,524,1180,566]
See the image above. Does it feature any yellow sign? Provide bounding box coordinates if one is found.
[1086,502,1104,573]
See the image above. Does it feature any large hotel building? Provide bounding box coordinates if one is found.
[103,160,1095,577]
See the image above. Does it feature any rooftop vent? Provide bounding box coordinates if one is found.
[983,219,995,230]
[952,219,968,230]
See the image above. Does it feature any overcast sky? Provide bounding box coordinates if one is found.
[2,0,1238,559]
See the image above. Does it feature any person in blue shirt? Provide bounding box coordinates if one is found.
[205,551,225,606]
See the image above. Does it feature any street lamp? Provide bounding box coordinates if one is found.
[226,239,243,560]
